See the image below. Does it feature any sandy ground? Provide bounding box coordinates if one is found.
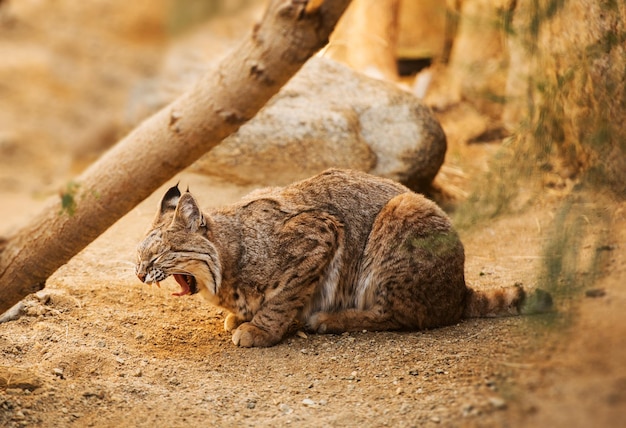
[1,2,626,427]
[1,171,624,428]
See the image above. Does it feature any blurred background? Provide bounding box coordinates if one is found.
[1,0,624,198]
[0,2,624,425]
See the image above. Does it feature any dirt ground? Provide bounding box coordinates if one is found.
[1,2,626,427]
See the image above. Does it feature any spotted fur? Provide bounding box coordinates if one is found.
[135,169,552,347]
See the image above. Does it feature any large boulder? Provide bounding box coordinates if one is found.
[191,57,447,190]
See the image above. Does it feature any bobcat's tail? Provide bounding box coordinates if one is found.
[463,284,553,318]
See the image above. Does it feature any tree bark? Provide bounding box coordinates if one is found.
[0,0,352,314]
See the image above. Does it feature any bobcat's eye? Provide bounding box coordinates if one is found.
[149,250,168,266]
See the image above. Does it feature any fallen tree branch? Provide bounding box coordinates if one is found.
[0,0,352,314]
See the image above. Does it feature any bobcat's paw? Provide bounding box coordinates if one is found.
[224,313,245,332]
[232,322,279,347]
[305,313,330,334]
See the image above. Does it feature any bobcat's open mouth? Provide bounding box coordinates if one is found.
[172,274,198,296]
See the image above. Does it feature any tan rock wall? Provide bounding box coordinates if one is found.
[507,0,626,191]
[431,0,625,192]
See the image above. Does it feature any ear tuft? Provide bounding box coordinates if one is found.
[160,183,181,215]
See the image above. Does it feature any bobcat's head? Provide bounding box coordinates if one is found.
[135,184,221,297]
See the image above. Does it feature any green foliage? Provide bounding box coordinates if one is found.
[452,138,536,230]
[541,200,585,295]
[535,194,612,328]
[407,230,460,258]
[168,0,257,35]
[60,181,80,217]
[522,0,626,195]
[454,1,623,320]
[168,0,219,34]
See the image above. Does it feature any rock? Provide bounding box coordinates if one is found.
[302,398,316,407]
[507,0,626,193]
[82,390,105,400]
[0,301,25,323]
[191,57,446,191]
[489,396,507,410]
[437,0,509,120]
[461,403,474,417]
[436,102,489,145]
[396,0,447,61]
[34,289,74,305]
[52,368,64,379]
[0,366,42,391]
[585,288,606,298]
[279,403,293,414]
[326,0,400,81]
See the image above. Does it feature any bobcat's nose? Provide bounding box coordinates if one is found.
[136,263,148,283]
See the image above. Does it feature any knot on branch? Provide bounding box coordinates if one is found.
[218,109,248,125]
[249,62,276,86]
[279,0,324,20]
[169,109,182,133]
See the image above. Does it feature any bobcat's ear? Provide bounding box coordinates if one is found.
[159,184,181,216]
[172,192,206,232]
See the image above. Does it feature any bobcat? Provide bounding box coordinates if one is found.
[135,169,552,347]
